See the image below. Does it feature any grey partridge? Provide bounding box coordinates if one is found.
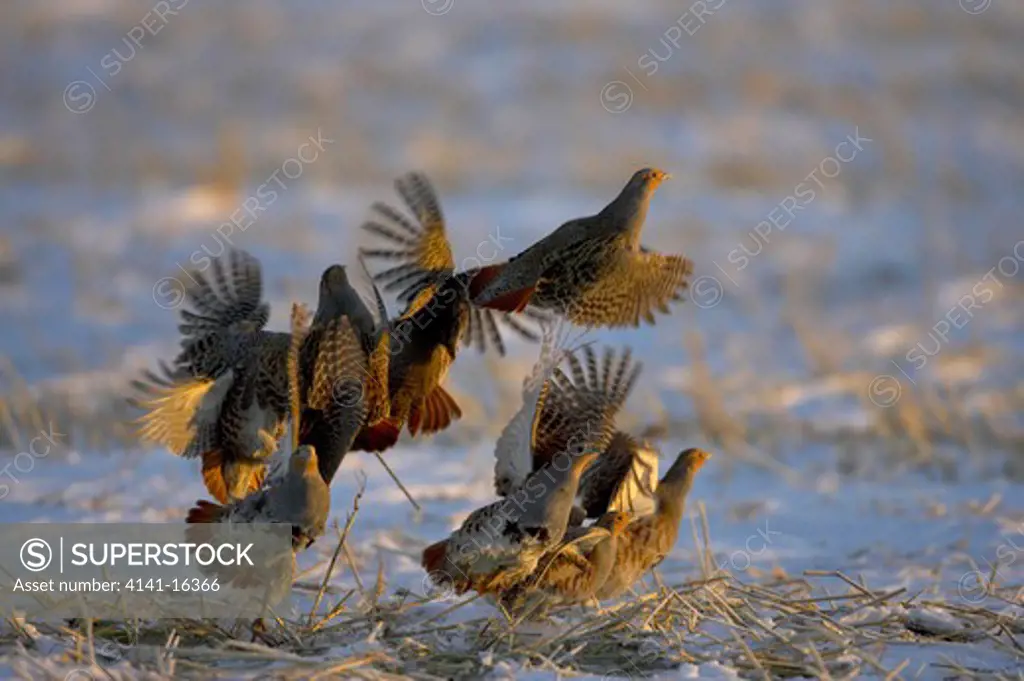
[470,168,693,328]
[594,448,711,600]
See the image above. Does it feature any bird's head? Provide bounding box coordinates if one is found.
[656,448,710,504]
[630,165,671,184]
[663,447,710,480]
[289,445,319,476]
[320,265,351,295]
[605,167,672,227]
[316,264,371,325]
[631,167,671,191]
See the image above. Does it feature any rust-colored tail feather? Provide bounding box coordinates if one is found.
[477,285,535,314]
[409,386,462,436]
[352,419,402,452]
[186,499,225,524]
[421,539,449,574]
[468,264,504,300]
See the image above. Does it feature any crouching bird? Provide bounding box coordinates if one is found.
[185,443,329,551]
[498,510,633,616]
[469,168,694,328]
[593,447,711,600]
[421,450,599,597]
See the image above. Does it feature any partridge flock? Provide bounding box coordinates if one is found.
[132,168,710,613]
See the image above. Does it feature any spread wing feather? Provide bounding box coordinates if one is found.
[359,171,547,355]
[493,320,571,496]
[572,250,693,328]
[531,344,639,471]
[579,431,659,518]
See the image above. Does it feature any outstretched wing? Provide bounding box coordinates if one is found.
[174,249,272,379]
[177,249,269,337]
[360,172,455,306]
[129,360,221,458]
[579,431,659,518]
[531,345,640,471]
[493,321,572,497]
[571,249,693,328]
[134,250,291,476]
[360,171,548,355]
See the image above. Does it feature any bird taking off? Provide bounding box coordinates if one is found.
[492,331,655,526]
[358,171,548,445]
[469,168,694,328]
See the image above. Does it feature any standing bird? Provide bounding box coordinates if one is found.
[358,172,546,445]
[500,510,633,614]
[132,251,381,500]
[469,168,694,328]
[594,448,711,600]
[421,450,599,597]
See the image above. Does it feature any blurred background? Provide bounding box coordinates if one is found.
[0,0,1022,587]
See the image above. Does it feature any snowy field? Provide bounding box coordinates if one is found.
[0,1,1023,678]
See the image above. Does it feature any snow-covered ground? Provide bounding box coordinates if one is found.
[1,1,1022,678]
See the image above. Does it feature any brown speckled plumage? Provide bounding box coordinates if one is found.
[594,448,710,600]
[132,251,384,499]
[421,451,600,597]
[299,313,387,485]
[470,168,693,328]
[296,265,393,474]
[359,172,547,444]
[501,510,632,613]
